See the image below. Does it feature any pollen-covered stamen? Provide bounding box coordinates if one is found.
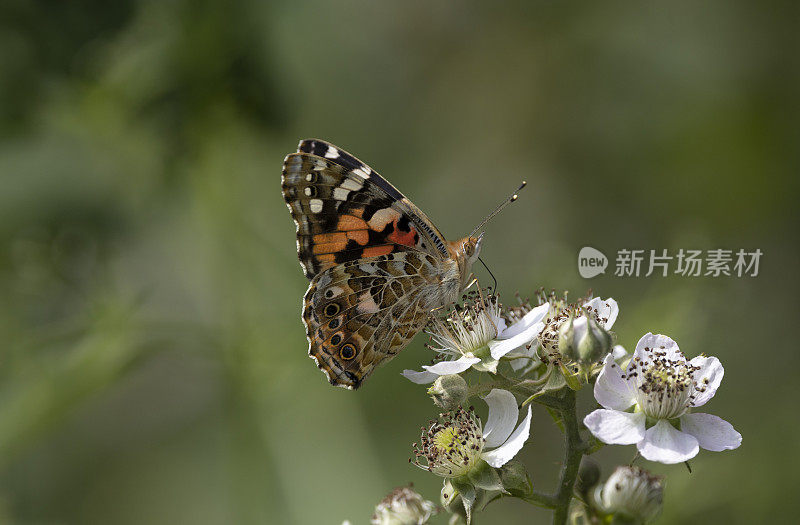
[425,289,502,358]
[411,406,485,478]
[624,346,701,420]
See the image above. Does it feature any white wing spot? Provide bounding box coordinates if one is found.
[368,208,399,230]
[304,187,312,196]
[333,187,350,201]
[351,167,370,179]
[310,199,323,213]
[305,173,313,182]
[324,146,339,159]
[359,263,379,274]
[341,178,363,191]
[357,292,381,314]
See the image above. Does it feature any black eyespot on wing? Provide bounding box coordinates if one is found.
[331,333,342,346]
[324,303,340,317]
[328,318,340,329]
[340,344,356,360]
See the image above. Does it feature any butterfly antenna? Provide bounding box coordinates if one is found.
[478,256,498,293]
[469,180,527,238]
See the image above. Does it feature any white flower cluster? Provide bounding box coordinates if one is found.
[365,288,742,525]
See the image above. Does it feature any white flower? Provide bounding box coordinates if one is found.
[412,389,532,477]
[402,292,549,384]
[371,485,436,525]
[594,466,663,523]
[584,333,742,464]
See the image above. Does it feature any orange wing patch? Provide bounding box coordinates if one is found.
[337,214,368,231]
[388,227,418,247]
[346,230,369,245]
[362,245,394,257]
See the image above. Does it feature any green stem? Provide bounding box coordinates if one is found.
[466,377,515,398]
[551,389,585,525]
[521,490,560,508]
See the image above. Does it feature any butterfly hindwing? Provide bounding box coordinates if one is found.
[303,252,443,389]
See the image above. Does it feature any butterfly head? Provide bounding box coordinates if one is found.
[449,233,484,289]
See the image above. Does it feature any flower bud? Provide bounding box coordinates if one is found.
[559,313,612,365]
[557,313,576,357]
[593,466,664,524]
[427,374,468,410]
[577,316,612,364]
[575,458,601,500]
[372,485,436,525]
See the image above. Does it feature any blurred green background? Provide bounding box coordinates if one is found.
[0,1,797,523]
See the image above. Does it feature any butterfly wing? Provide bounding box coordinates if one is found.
[282,140,449,279]
[303,251,451,389]
[282,140,460,389]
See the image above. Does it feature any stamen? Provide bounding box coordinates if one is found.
[411,407,485,478]
[628,346,702,420]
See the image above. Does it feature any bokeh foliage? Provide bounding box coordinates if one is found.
[0,1,797,523]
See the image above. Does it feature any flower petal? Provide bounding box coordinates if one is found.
[631,333,683,371]
[688,356,724,407]
[482,389,520,448]
[500,303,550,339]
[584,297,619,329]
[483,404,532,468]
[489,322,544,359]
[594,354,636,411]
[490,312,508,335]
[423,356,480,376]
[637,419,699,464]
[572,316,588,342]
[611,345,627,360]
[401,369,439,384]
[583,409,646,445]
[680,413,742,452]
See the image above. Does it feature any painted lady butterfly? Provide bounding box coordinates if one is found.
[282,140,488,389]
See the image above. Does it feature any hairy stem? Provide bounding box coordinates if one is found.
[466,377,515,398]
[552,389,585,525]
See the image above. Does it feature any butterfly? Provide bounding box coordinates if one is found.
[282,139,519,389]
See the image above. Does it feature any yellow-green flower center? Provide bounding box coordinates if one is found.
[411,407,485,478]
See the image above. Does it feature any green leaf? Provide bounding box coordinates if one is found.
[546,406,566,433]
